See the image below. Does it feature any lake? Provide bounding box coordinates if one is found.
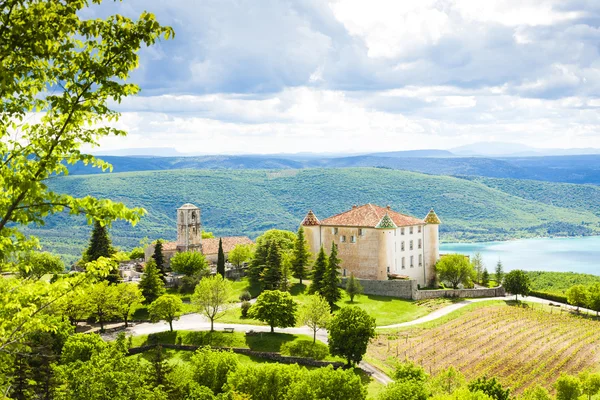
[440,236,600,275]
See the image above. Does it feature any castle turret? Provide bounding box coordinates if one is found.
[300,210,320,256]
[423,209,441,286]
[177,203,202,252]
[376,213,397,280]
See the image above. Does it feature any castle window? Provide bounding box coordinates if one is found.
[387,266,390,273]
[410,256,414,267]
[340,235,346,242]
[402,257,405,269]
[410,240,413,250]
[333,228,338,235]
[358,228,364,236]
[401,241,405,251]
[401,228,405,235]
[351,235,356,243]
[418,225,422,233]
[419,254,423,266]
[409,226,414,234]
[418,239,422,249]
[191,212,196,221]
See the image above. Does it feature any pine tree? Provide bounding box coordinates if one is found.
[248,240,269,284]
[345,273,363,303]
[152,239,167,282]
[309,246,328,295]
[292,227,311,284]
[139,259,166,304]
[495,260,504,285]
[151,345,173,389]
[261,241,283,290]
[84,220,119,283]
[217,238,225,277]
[481,268,490,287]
[322,243,342,307]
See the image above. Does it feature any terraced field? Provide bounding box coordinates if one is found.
[368,303,600,394]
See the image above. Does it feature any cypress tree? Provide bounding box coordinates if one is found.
[217,238,225,277]
[322,242,342,307]
[292,227,311,285]
[139,259,165,304]
[84,220,119,283]
[309,246,328,295]
[152,239,167,282]
[261,241,283,290]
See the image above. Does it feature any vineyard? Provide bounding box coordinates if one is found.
[368,304,600,394]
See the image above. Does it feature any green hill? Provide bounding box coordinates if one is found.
[25,168,600,264]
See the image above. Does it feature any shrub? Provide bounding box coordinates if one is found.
[180,275,201,294]
[241,301,252,318]
[280,340,329,360]
[239,290,252,302]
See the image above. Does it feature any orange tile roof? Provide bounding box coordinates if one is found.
[320,204,424,227]
[161,241,178,251]
[202,236,254,255]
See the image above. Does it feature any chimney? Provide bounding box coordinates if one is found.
[386,205,391,210]
[352,204,357,209]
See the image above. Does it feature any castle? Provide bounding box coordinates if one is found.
[301,204,441,286]
[144,203,253,267]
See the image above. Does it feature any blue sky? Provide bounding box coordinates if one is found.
[86,0,600,154]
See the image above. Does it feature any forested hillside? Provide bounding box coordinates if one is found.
[25,168,600,264]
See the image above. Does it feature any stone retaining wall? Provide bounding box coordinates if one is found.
[339,277,505,300]
[340,277,417,299]
[128,344,345,369]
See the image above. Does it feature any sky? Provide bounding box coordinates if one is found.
[84,0,600,154]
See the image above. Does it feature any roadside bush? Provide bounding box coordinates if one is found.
[239,290,252,302]
[241,301,251,318]
[180,275,201,294]
[280,339,329,360]
[531,291,568,304]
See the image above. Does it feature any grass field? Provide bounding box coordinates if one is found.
[368,301,600,394]
[223,277,450,327]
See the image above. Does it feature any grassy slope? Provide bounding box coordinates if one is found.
[526,271,600,296]
[24,168,600,262]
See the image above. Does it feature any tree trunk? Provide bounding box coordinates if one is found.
[124,315,128,328]
[313,330,316,344]
[210,318,214,332]
[99,316,104,333]
[271,325,274,333]
[169,320,173,332]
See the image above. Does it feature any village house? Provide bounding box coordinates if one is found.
[301,204,441,286]
[144,203,253,267]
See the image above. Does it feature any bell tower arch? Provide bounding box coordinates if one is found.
[176,203,202,252]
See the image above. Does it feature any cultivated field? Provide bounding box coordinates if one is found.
[368,303,600,394]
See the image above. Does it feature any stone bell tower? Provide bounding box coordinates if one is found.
[176,203,202,252]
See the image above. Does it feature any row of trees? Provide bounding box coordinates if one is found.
[436,253,505,290]
[565,283,600,314]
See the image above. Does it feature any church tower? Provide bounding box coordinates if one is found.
[176,203,202,252]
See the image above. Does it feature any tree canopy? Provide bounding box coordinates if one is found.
[170,251,209,277]
[435,254,476,290]
[327,306,376,366]
[192,274,233,331]
[503,270,532,302]
[249,290,297,333]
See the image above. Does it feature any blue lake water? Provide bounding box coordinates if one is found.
[440,236,600,275]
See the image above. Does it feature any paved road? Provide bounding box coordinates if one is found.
[114,294,592,386]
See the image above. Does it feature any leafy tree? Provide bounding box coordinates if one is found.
[261,241,283,290]
[226,362,303,400]
[287,365,367,400]
[468,376,510,400]
[431,388,492,400]
[579,371,600,400]
[57,283,93,325]
[291,227,311,284]
[115,283,144,327]
[378,381,429,400]
[18,251,64,279]
[249,290,297,333]
[192,274,233,331]
[495,260,505,285]
[87,281,119,332]
[139,259,165,304]
[520,385,552,400]
[429,366,466,395]
[393,360,428,383]
[435,254,475,290]
[554,373,581,400]
[280,251,293,292]
[61,333,108,364]
[149,294,183,332]
[346,273,364,302]
[217,238,225,277]
[481,268,490,287]
[153,239,167,280]
[566,284,589,312]
[328,306,376,366]
[202,231,215,239]
[228,244,253,269]
[189,347,239,394]
[472,252,484,284]
[170,251,209,277]
[128,247,145,260]
[503,270,532,302]
[322,243,342,307]
[309,246,328,294]
[255,229,297,252]
[299,294,331,343]
[586,283,600,316]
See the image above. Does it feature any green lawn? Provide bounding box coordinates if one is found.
[226,277,439,327]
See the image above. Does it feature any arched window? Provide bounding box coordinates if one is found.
[191,211,196,221]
